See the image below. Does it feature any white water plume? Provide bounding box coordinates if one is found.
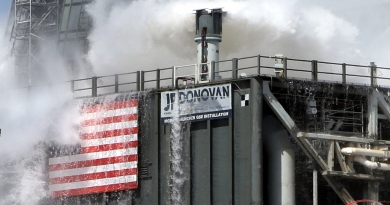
[0,145,47,205]
[169,90,186,204]
[0,0,388,203]
[0,7,81,205]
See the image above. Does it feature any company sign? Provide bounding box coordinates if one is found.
[161,84,232,124]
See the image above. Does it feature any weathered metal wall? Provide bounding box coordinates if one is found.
[136,78,264,205]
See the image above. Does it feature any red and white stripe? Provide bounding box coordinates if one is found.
[49,99,138,198]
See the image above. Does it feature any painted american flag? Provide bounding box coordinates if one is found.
[48,96,138,197]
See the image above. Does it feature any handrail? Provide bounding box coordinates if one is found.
[70,54,390,98]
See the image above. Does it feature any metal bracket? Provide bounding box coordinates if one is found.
[335,142,352,173]
[327,140,335,171]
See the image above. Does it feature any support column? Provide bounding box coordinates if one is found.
[313,169,318,205]
[367,91,378,139]
[367,181,380,205]
[364,181,380,205]
[366,90,380,203]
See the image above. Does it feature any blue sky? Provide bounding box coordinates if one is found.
[0,0,11,17]
[0,0,11,27]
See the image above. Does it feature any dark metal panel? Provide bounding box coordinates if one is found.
[199,15,214,34]
[137,93,159,205]
[211,118,233,204]
[160,124,171,205]
[191,121,211,205]
[233,83,252,205]
[182,123,192,205]
[250,78,263,204]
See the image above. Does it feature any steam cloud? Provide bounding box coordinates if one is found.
[87,0,390,76]
[0,0,389,204]
[0,3,80,204]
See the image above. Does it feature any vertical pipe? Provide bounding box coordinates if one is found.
[313,169,318,205]
[342,63,346,85]
[232,58,238,79]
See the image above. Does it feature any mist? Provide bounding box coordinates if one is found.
[0,6,80,204]
[0,0,389,204]
[87,0,390,77]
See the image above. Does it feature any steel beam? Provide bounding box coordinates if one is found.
[327,141,335,171]
[313,169,318,205]
[377,91,390,121]
[297,132,374,144]
[335,142,350,173]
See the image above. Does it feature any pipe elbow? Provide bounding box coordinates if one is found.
[353,155,390,171]
[341,147,354,155]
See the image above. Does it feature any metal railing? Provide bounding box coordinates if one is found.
[71,54,390,98]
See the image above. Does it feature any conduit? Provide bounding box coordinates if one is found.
[353,156,390,171]
[341,147,389,158]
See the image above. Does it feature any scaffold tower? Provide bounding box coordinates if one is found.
[10,0,59,85]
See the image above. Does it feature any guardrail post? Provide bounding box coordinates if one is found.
[136,71,140,91]
[172,66,175,88]
[342,63,346,85]
[156,69,161,89]
[257,55,261,75]
[115,74,119,93]
[140,71,145,91]
[92,77,97,97]
[283,57,288,78]
[370,62,377,87]
[311,60,318,82]
[232,58,238,79]
[71,80,74,93]
[211,61,215,80]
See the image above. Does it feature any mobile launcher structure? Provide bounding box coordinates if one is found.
[43,9,390,205]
